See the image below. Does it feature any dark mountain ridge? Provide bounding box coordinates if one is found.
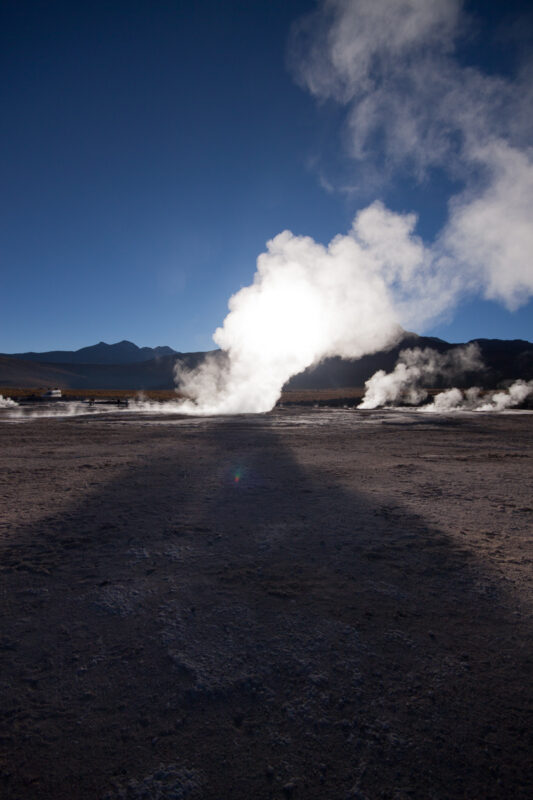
[0,352,209,391]
[0,334,532,391]
[11,340,176,365]
[286,335,533,391]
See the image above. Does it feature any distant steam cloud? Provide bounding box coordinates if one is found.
[359,344,483,409]
[426,387,480,413]
[360,346,533,412]
[423,380,533,413]
[477,381,533,412]
[6,401,102,419]
[175,0,533,415]
[0,395,18,408]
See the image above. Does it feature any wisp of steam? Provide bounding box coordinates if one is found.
[359,346,533,411]
[174,0,533,415]
[359,344,483,409]
[0,395,18,408]
[423,380,533,413]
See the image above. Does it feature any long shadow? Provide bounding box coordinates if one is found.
[0,410,532,799]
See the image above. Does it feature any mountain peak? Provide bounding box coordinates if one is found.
[9,341,177,365]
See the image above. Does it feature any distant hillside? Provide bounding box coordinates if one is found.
[10,340,176,365]
[0,352,210,390]
[286,335,533,390]
[1,335,532,391]
[286,333,448,390]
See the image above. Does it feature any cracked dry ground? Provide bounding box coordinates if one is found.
[0,408,532,799]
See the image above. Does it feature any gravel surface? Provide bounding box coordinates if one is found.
[0,407,532,799]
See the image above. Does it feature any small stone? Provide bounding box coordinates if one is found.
[283,780,297,797]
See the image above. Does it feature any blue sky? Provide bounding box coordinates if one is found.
[1,0,532,354]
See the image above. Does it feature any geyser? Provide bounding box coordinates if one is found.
[359,345,483,410]
[175,204,437,415]
[174,0,533,416]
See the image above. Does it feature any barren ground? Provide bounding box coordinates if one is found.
[0,408,532,799]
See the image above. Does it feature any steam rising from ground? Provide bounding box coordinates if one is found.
[0,395,18,408]
[1,381,531,421]
[2,3,527,420]
[3,397,186,420]
[423,380,533,413]
[174,207,446,414]
[173,1,533,415]
[359,345,533,412]
[5,401,107,419]
[360,344,483,409]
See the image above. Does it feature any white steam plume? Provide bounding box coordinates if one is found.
[359,344,483,409]
[477,381,533,411]
[289,0,533,309]
[7,401,103,419]
[174,1,533,415]
[174,203,455,415]
[360,346,533,412]
[0,395,18,408]
[422,380,533,412]
[427,387,474,413]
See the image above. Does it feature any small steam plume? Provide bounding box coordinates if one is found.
[359,344,483,409]
[0,395,18,408]
[424,387,482,413]
[7,401,99,419]
[173,1,533,416]
[360,347,533,412]
[478,381,533,411]
[422,380,533,413]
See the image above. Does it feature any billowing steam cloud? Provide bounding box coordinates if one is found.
[290,0,533,310]
[175,206,449,415]
[0,395,18,408]
[360,345,533,411]
[359,343,533,412]
[175,0,533,415]
[423,380,533,413]
[359,344,483,409]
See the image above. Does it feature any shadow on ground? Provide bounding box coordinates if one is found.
[0,412,532,799]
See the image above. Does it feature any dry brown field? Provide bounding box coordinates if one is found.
[0,387,182,402]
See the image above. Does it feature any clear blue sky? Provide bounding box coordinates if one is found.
[1,0,531,353]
